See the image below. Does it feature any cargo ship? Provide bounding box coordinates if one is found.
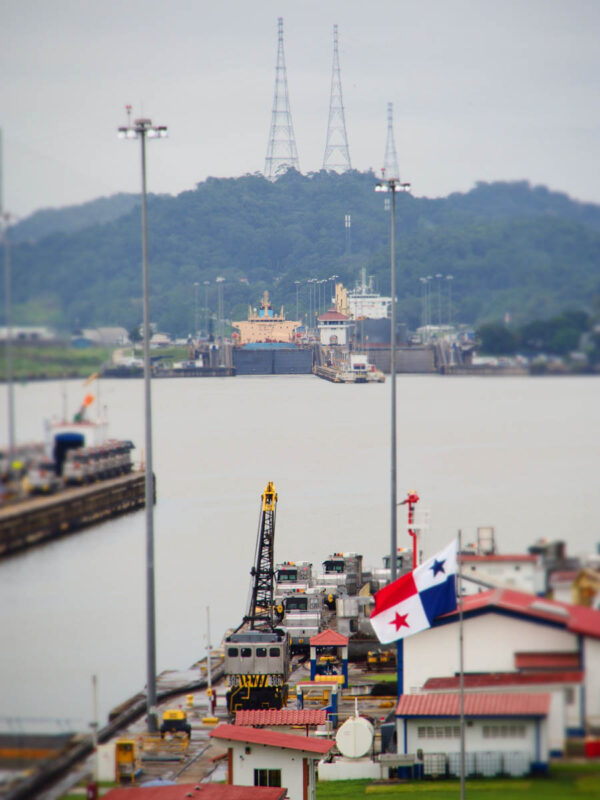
[232,291,313,375]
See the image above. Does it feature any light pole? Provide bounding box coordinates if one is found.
[216,276,225,364]
[294,280,301,320]
[446,274,454,326]
[329,274,339,310]
[1,212,15,474]
[203,280,210,336]
[344,213,351,256]
[193,282,199,339]
[118,109,167,733]
[375,172,410,582]
[436,273,443,325]
[426,276,433,339]
[419,277,427,331]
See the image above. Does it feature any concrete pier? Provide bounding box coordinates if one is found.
[0,472,150,558]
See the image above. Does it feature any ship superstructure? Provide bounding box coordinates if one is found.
[233,291,301,346]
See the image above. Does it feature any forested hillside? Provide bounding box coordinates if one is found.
[7,171,600,336]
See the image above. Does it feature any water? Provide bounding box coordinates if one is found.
[0,374,597,731]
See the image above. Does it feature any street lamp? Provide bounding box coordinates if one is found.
[203,280,210,336]
[118,108,167,733]
[193,282,199,339]
[294,280,301,320]
[446,275,454,326]
[329,275,339,310]
[216,276,225,364]
[375,171,410,583]
[435,273,443,325]
[1,212,15,475]
[419,277,427,330]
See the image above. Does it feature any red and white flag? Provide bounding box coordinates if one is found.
[370,539,458,644]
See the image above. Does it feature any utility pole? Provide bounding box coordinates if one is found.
[323,24,351,172]
[265,17,299,179]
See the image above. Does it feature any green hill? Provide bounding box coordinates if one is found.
[6,171,600,336]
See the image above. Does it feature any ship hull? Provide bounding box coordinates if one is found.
[233,347,313,375]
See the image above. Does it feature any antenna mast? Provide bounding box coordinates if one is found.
[265,18,299,180]
[384,102,400,180]
[323,24,351,172]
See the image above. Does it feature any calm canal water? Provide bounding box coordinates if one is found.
[0,374,597,731]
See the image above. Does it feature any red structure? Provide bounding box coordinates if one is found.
[400,489,420,567]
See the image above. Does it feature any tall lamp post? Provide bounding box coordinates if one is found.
[1,213,15,473]
[375,172,410,582]
[193,281,199,339]
[118,110,167,732]
[203,280,210,336]
[294,280,301,320]
[446,274,454,326]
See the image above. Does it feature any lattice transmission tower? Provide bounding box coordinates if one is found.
[322,24,351,172]
[383,102,400,180]
[265,17,299,180]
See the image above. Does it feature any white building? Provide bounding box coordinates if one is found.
[402,588,600,736]
[210,723,335,800]
[317,310,352,346]
[395,692,550,775]
[423,670,582,755]
[461,553,545,596]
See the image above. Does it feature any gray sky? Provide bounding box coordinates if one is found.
[1,0,599,218]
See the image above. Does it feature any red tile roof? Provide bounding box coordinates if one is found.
[441,588,600,639]
[102,785,287,800]
[235,709,327,726]
[317,310,350,322]
[515,651,581,670]
[396,692,550,717]
[210,723,335,754]
[310,628,349,646]
[423,671,583,690]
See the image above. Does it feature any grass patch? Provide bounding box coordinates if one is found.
[0,345,112,381]
[316,766,600,799]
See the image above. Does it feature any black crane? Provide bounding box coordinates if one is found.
[246,481,277,631]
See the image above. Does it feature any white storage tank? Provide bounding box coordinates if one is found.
[335,716,374,759]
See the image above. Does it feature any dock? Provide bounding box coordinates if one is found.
[0,472,150,558]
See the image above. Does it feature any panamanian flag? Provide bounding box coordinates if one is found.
[370,539,458,644]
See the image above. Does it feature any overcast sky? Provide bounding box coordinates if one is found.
[1,0,599,218]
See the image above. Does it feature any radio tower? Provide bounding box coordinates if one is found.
[322,24,351,172]
[265,17,299,180]
[383,102,400,180]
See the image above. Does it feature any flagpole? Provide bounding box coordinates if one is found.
[458,528,465,800]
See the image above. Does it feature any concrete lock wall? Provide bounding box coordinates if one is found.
[365,347,436,374]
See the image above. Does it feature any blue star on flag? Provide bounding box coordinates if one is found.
[430,558,446,577]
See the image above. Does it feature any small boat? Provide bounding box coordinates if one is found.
[315,353,385,384]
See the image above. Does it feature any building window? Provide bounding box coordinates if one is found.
[483,724,526,738]
[254,769,282,787]
[269,648,280,657]
[241,648,252,657]
[227,648,238,657]
[417,725,460,738]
